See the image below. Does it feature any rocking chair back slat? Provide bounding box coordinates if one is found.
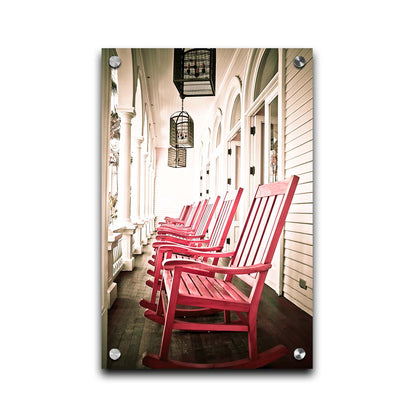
[254,195,284,265]
[179,205,191,221]
[208,188,243,248]
[230,176,299,286]
[249,194,285,267]
[232,197,262,268]
[184,202,199,227]
[262,178,299,265]
[190,199,208,231]
[195,196,220,236]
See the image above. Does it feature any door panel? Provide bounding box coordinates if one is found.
[249,110,265,202]
[226,133,241,250]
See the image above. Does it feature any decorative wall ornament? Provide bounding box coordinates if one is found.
[173,48,216,98]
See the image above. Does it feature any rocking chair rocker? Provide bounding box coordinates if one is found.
[142,176,299,369]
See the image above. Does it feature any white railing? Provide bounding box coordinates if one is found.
[112,237,123,278]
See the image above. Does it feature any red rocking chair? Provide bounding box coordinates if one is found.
[156,199,207,235]
[140,189,243,312]
[158,204,191,226]
[142,176,299,369]
[156,196,219,240]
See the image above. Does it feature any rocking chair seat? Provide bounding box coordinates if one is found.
[163,269,250,312]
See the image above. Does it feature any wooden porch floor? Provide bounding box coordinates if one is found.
[106,238,313,370]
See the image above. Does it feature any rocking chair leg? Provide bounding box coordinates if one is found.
[159,290,179,361]
[149,269,161,307]
[248,312,258,360]
[224,310,231,324]
[156,281,165,317]
[149,250,165,306]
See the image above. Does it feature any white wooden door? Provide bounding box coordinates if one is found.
[226,135,241,250]
[249,113,265,202]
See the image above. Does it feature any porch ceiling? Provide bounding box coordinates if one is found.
[138,48,237,148]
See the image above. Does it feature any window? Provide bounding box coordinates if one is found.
[216,123,222,147]
[269,96,278,182]
[254,49,278,100]
[230,94,241,129]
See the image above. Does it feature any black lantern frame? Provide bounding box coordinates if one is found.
[168,146,187,168]
[173,48,216,98]
[169,108,194,148]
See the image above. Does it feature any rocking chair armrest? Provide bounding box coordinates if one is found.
[157,225,194,233]
[188,239,210,245]
[157,228,196,237]
[163,258,272,275]
[156,233,207,241]
[158,244,235,258]
[164,216,180,221]
[175,245,223,253]
[153,239,206,249]
[154,236,193,246]
[167,218,185,224]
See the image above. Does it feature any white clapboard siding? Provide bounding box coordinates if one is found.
[286,164,313,179]
[285,129,312,152]
[286,140,313,161]
[286,99,313,126]
[284,288,313,315]
[286,84,313,114]
[284,280,313,303]
[286,119,313,143]
[285,230,313,245]
[284,265,313,289]
[283,48,313,316]
[285,239,313,256]
[285,221,313,235]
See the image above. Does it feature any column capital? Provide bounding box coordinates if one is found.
[132,135,144,149]
[117,107,136,120]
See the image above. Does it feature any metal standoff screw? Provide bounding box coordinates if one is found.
[109,348,121,360]
[109,56,121,69]
[294,347,306,360]
[294,56,306,69]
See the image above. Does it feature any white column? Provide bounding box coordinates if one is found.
[114,107,137,271]
[141,152,149,245]
[151,164,156,232]
[131,135,144,223]
[148,163,155,233]
[117,108,135,226]
[145,154,151,239]
[131,136,144,254]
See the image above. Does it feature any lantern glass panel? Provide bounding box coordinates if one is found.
[169,110,194,148]
[168,147,187,168]
[174,48,216,98]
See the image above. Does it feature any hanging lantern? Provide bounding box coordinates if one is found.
[168,147,187,168]
[173,48,216,98]
[169,100,194,148]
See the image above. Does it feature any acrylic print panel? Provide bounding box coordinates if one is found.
[101,48,313,369]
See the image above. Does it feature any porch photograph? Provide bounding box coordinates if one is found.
[101,48,314,369]
[5,0,416,414]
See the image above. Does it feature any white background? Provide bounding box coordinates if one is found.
[1,1,415,415]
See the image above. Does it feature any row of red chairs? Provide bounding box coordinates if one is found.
[140,176,299,369]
